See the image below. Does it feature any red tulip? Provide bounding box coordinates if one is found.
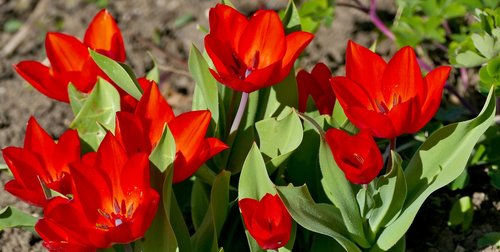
[205,4,314,93]
[325,128,383,184]
[297,63,336,115]
[14,9,125,102]
[2,117,80,207]
[35,133,159,250]
[239,193,292,250]
[115,83,228,183]
[330,40,451,139]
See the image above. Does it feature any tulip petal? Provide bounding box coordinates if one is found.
[14,61,69,102]
[330,76,377,111]
[205,36,243,77]
[168,110,212,183]
[84,9,126,62]
[238,10,286,69]
[45,32,89,73]
[415,66,451,130]
[297,63,334,115]
[345,40,386,99]
[345,107,397,139]
[135,83,175,145]
[280,31,314,79]
[381,46,423,104]
[208,4,248,49]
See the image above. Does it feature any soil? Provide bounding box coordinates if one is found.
[0,0,498,251]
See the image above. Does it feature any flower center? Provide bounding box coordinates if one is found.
[95,197,135,230]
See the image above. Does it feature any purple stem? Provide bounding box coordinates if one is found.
[369,0,395,41]
[416,57,433,72]
[230,92,249,134]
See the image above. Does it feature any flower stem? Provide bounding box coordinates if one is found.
[230,92,249,134]
[296,110,326,139]
[124,244,133,252]
[389,137,397,151]
[369,0,395,41]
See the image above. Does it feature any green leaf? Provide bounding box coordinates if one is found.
[256,108,303,172]
[478,232,500,248]
[69,78,120,150]
[449,169,470,190]
[372,87,496,251]
[68,83,87,115]
[472,33,496,59]
[319,139,370,248]
[150,124,176,172]
[0,206,37,230]
[239,143,275,200]
[448,196,474,230]
[191,171,231,252]
[238,143,276,252]
[188,45,219,123]
[455,50,488,67]
[220,0,235,7]
[281,0,302,33]
[146,52,160,83]
[89,49,143,100]
[369,152,407,234]
[276,185,361,252]
[136,165,178,252]
[191,179,210,231]
[0,163,9,171]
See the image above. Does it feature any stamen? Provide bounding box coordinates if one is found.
[232,53,241,69]
[127,203,134,218]
[98,209,111,220]
[353,153,365,165]
[121,200,127,215]
[113,198,121,214]
[96,223,109,230]
[251,51,260,69]
[375,100,389,114]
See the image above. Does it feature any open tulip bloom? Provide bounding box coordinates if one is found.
[331,40,451,139]
[2,2,498,252]
[14,9,126,102]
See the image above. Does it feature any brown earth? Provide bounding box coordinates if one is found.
[0,0,498,251]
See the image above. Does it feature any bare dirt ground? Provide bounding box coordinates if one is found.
[0,0,498,251]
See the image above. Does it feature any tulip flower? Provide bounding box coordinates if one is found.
[14,9,125,102]
[325,128,383,184]
[330,40,451,139]
[239,193,292,250]
[297,63,336,115]
[2,117,80,207]
[35,133,159,250]
[205,4,314,93]
[115,83,228,183]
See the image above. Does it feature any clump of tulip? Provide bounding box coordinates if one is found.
[1,1,495,252]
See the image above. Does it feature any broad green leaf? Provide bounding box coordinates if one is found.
[256,108,303,172]
[68,83,87,115]
[447,196,474,230]
[146,52,160,83]
[220,0,235,7]
[280,0,302,33]
[69,78,120,150]
[238,143,275,200]
[319,139,370,248]
[369,152,407,234]
[449,169,470,190]
[136,165,178,252]
[189,45,219,122]
[238,143,276,252]
[191,179,210,231]
[170,192,192,252]
[191,171,231,252]
[276,185,361,252]
[150,124,176,172]
[372,87,496,251]
[89,49,143,100]
[0,206,37,230]
[477,232,500,248]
